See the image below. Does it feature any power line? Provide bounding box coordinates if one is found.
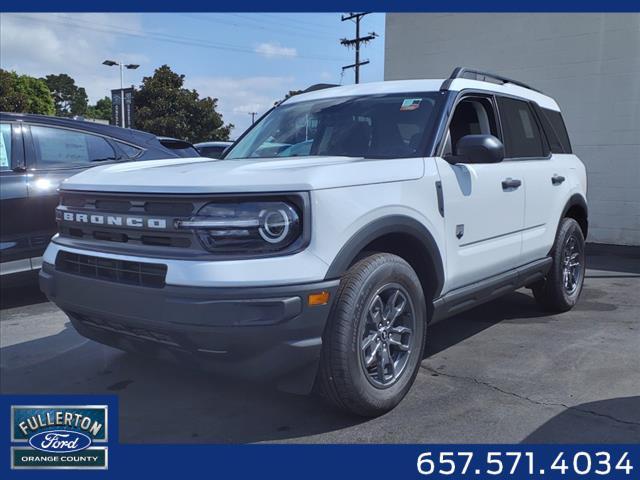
[340,12,377,84]
[181,13,335,40]
[9,13,344,62]
[259,13,338,33]
[230,13,333,36]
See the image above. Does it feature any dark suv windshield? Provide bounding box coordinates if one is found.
[225,92,441,160]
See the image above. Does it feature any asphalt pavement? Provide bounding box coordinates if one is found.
[1,246,639,444]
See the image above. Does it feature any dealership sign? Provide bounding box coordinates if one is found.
[10,405,108,469]
[111,87,135,128]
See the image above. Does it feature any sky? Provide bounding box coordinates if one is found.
[0,13,385,136]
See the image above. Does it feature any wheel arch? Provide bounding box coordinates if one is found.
[561,193,588,239]
[324,215,445,305]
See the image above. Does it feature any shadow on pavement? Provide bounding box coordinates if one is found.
[1,288,557,443]
[586,244,640,275]
[427,291,553,357]
[2,293,543,443]
[0,321,364,443]
[522,397,640,443]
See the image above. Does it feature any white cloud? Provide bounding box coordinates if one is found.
[188,75,298,136]
[0,14,319,138]
[254,42,297,59]
[320,71,333,81]
[0,13,147,103]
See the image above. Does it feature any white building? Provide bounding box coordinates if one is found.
[384,13,640,246]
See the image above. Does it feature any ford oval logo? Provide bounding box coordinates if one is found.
[28,430,92,453]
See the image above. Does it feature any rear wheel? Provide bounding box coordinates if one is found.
[317,253,426,417]
[532,218,585,312]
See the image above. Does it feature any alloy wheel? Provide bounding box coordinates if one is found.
[562,234,583,295]
[358,283,416,388]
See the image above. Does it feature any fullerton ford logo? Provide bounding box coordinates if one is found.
[59,210,167,229]
[11,405,109,470]
[28,430,92,453]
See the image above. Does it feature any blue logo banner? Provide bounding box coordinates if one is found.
[2,0,639,12]
[1,395,639,478]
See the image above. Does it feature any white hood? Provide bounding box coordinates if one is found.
[60,156,425,193]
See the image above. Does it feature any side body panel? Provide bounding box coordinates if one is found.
[0,122,31,269]
[22,125,94,260]
[519,154,583,263]
[434,157,525,292]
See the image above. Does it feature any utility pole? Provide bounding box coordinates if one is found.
[248,112,257,124]
[340,12,377,84]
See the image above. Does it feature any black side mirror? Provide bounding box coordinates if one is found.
[449,134,505,164]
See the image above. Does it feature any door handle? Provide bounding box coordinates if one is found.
[551,174,565,185]
[501,178,522,190]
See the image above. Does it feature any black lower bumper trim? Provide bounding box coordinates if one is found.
[40,262,339,394]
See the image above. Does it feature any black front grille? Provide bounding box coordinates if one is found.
[61,193,196,216]
[56,251,167,288]
[59,225,193,248]
[57,192,199,251]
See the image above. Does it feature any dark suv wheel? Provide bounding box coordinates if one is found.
[532,217,586,312]
[317,253,426,417]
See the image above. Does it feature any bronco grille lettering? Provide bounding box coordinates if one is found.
[60,211,167,229]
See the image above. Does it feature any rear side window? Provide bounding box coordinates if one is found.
[31,126,117,168]
[541,108,572,154]
[115,141,143,159]
[497,97,547,158]
[0,123,11,170]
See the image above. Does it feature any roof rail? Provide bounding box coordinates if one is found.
[303,83,339,93]
[440,67,543,94]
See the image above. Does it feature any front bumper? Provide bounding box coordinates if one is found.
[39,262,339,394]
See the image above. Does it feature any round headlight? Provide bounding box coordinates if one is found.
[178,200,302,254]
[258,206,295,244]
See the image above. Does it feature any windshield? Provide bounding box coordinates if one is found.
[225,92,441,160]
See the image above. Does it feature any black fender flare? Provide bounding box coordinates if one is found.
[560,193,588,238]
[324,215,445,298]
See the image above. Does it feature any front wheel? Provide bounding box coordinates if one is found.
[532,217,586,312]
[316,253,427,417]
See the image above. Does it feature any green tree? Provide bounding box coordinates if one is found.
[134,65,232,142]
[43,73,88,116]
[274,89,303,106]
[0,69,55,115]
[86,96,112,122]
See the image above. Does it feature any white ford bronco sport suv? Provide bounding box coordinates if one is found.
[40,68,588,416]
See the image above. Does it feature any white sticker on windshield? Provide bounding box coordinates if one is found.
[400,98,422,111]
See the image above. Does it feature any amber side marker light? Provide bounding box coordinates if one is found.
[308,291,330,306]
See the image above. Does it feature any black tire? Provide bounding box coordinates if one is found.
[532,218,586,312]
[317,253,427,417]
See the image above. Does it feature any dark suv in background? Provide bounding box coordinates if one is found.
[194,141,234,159]
[0,113,196,282]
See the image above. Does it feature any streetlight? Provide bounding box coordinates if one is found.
[102,60,139,128]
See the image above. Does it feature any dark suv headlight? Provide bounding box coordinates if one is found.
[176,195,308,255]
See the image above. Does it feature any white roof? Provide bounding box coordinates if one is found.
[286,78,560,112]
